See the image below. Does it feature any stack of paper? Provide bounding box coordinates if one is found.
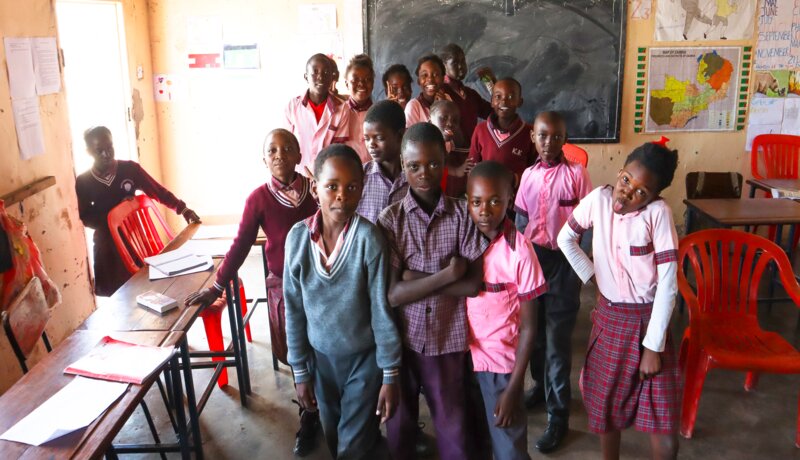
[145,247,213,280]
[64,336,176,385]
[0,376,128,446]
[771,188,800,200]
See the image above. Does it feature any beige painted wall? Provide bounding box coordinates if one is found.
[149,1,756,228]
[0,0,96,393]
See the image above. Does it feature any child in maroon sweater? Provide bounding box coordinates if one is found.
[440,43,495,139]
[469,78,537,185]
[75,126,199,296]
[186,128,320,457]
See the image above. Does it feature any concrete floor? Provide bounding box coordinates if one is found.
[113,247,800,459]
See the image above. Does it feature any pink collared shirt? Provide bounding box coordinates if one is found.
[557,186,679,352]
[467,220,548,374]
[308,210,351,272]
[284,92,351,171]
[347,98,373,164]
[404,97,430,127]
[515,158,593,249]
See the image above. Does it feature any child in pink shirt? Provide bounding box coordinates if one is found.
[557,140,681,460]
[466,161,547,460]
[513,112,591,453]
[284,53,351,171]
[344,54,375,163]
[405,54,452,127]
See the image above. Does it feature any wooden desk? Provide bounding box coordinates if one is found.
[0,330,189,459]
[747,178,800,197]
[684,198,800,228]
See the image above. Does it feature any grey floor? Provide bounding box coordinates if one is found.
[112,247,800,459]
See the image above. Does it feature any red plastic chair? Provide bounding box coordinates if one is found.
[563,143,588,168]
[107,195,252,388]
[677,229,800,447]
[750,134,800,245]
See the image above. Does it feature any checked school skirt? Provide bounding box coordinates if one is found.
[581,296,680,434]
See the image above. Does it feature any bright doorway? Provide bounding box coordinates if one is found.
[56,0,135,175]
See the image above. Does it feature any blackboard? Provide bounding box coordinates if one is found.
[364,0,626,143]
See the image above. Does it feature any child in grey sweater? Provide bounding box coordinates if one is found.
[284,144,402,460]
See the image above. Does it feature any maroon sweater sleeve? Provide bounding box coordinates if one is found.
[132,163,187,213]
[468,125,483,163]
[214,189,263,290]
[475,91,493,120]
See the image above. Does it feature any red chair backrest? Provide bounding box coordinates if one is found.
[563,143,588,168]
[678,229,796,323]
[107,195,175,274]
[750,134,800,179]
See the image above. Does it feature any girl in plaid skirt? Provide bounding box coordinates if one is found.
[557,139,681,459]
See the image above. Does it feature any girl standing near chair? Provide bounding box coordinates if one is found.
[557,140,681,460]
[75,126,200,297]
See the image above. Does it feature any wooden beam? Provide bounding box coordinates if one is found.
[1,176,56,206]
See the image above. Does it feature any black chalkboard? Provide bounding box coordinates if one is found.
[364,0,626,143]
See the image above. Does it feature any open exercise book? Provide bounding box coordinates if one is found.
[771,188,800,200]
[64,336,175,384]
[145,246,213,280]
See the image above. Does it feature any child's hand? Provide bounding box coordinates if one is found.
[493,386,520,428]
[434,88,449,101]
[447,256,468,281]
[295,382,318,412]
[184,287,221,310]
[639,348,662,380]
[183,208,201,224]
[376,382,399,423]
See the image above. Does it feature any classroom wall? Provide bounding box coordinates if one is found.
[0,0,96,394]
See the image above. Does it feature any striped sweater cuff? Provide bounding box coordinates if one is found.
[382,367,399,384]
[292,364,311,383]
[212,281,225,294]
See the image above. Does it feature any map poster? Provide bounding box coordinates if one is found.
[655,0,755,41]
[646,47,741,132]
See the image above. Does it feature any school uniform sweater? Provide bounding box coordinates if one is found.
[468,115,536,178]
[443,76,492,139]
[214,177,317,289]
[283,214,401,384]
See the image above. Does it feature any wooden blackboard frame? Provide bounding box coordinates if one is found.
[363,0,627,144]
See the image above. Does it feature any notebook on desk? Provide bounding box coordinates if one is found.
[63,336,175,385]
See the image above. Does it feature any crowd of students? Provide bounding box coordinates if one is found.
[75,44,682,460]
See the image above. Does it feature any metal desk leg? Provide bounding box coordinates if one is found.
[232,276,252,395]
[180,337,204,459]
[746,184,756,232]
[225,282,248,407]
[260,244,280,371]
[169,352,191,459]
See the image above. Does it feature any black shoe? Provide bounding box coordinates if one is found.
[293,408,320,457]
[524,387,545,409]
[536,422,568,453]
[416,422,436,458]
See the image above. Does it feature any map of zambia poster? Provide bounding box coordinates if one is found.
[646,47,741,132]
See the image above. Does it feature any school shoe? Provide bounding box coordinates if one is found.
[416,422,436,457]
[293,408,320,457]
[524,387,545,409]
[536,422,568,453]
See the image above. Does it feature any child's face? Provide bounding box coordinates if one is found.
[430,106,460,135]
[346,66,374,105]
[491,80,523,121]
[467,175,510,240]
[444,51,467,81]
[532,117,566,164]
[385,73,412,105]
[417,61,444,99]
[263,132,301,182]
[402,140,445,197]
[613,160,660,215]
[363,121,402,164]
[315,156,363,226]
[87,133,115,173]
[305,57,332,98]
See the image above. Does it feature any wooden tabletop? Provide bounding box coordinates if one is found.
[0,330,183,459]
[684,198,800,226]
[746,178,800,193]
[80,223,219,333]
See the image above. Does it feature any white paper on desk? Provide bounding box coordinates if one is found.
[191,224,240,240]
[3,37,36,99]
[149,257,213,280]
[64,336,175,384]
[181,238,232,256]
[144,247,209,275]
[12,97,45,159]
[32,37,61,95]
[0,376,128,446]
